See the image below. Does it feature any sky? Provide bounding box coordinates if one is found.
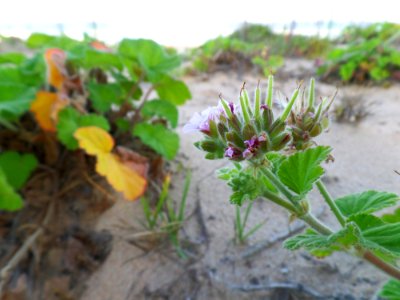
[1,0,399,47]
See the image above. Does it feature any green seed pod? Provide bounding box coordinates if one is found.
[242,123,257,140]
[209,120,219,138]
[261,107,274,131]
[226,131,244,149]
[200,140,219,153]
[270,119,286,137]
[217,123,228,141]
[309,124,323,137]
[271,132,291,150]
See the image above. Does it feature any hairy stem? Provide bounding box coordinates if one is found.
[259,167,296,204]
[316,181,346,227]
[363,251,400,280]
[262,189,298,214]
[300,213,333,235]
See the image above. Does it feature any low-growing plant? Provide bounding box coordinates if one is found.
[319,22,400,83]
[0,33,191,211]
[185,76,400,297]
[0,33,191,296]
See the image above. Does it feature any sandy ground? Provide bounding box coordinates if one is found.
[82,60,400,300]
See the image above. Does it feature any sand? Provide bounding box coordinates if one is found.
[82,61,400,300]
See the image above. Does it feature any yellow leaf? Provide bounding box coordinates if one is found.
[74,127,114,156]
[45,48,67,90]
[96,153,147,200]
[30,91,68,132]
[74,126,147,200]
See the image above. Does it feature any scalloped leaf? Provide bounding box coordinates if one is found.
[277,146,332,195]
[141,99,178,128]
[335,191,399,217]
[379,280,400,300]
[133,123,179,160]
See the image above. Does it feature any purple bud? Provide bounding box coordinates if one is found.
[258,134,267,142]
[229,102,235,114]
[224,146,242,159]
[242,149,253,159]
[244,136,259,149]
[260,104,269,110]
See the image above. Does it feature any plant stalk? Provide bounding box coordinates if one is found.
[259,167,297,204]
[316,181,346,227]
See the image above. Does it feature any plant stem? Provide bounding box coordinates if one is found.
[262,189,297,214]
[259,167,296,204]
[300,213,333,235]
[316,181,346,227]
[363,250,400,280]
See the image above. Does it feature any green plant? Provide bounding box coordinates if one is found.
[140,172,191,257]
[319,22,400,83]
[0,33,191,210]
[185,76,400,297]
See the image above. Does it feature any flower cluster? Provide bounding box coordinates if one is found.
[288,79,334,150]
[185,76,332,161]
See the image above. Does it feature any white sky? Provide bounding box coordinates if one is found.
[1,0,399,47]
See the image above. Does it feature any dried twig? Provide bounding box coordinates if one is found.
[0,201,55,295]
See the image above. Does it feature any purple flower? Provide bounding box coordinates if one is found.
[224,146,242,159]
[244,136,259,149]
[242,149,253,158]
[183,105,224,134]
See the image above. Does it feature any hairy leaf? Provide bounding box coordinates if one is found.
[141,99,178,128]
[379,280,400,300]
[277,146,331,195]
[133,123,179,160]
[335,191,399,217]
[0,151,38,189]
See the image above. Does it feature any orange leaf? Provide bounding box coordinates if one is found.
[90,41,111,52]
[45,48,67,90]
[30,91,69,132]
[74,127,147,200]
[74,126,114,156]
[96,153,147,200]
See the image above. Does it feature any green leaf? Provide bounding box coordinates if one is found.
[26,33,56,48]
[382,208,400,223]
[0,168,24,211]
[87,82,125,112]
[335,191,399,217]
[118,39,181,80]
[155,76,191,105]
[26,33,80,50]
[0,52,26,65]
[362,222,400,256]
[57,108,110,150]
[379,279,400,300]
[69,47,123,70]
[141,99,178,128]
[277,146,331,196]
[0,81,36,121]
[0,151,38,189]
[284,223,362,257]
[132,123,179,160]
